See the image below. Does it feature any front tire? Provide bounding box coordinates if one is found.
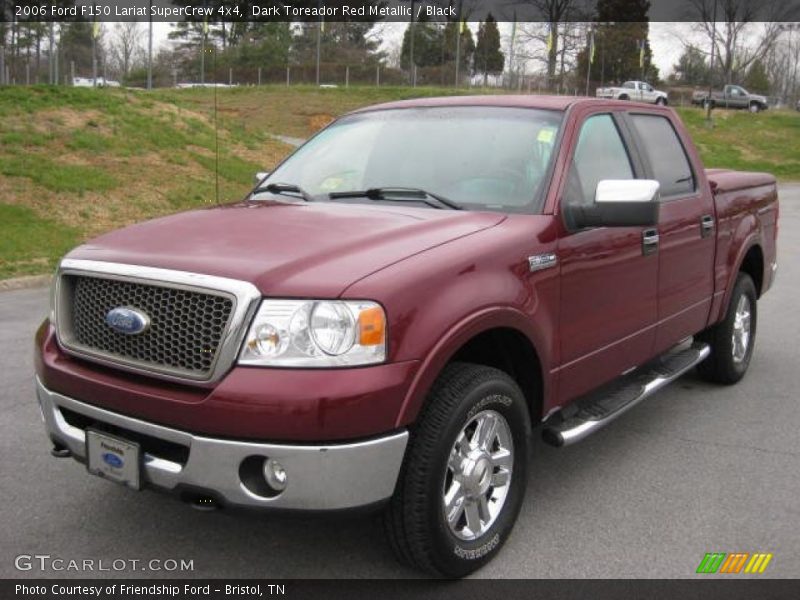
[656,97,667,106]
[697,273,758,384]
[384,363,531,577]
[749,102,762,113]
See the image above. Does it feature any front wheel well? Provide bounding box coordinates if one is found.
[449,328,543,425]
[740,245,764,297]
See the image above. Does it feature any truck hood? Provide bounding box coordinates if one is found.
[67,200,506,297]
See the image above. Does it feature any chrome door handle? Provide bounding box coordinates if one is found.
[642,229,659,256]
[701,215,715,238]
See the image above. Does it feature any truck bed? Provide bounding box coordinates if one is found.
[704,168,778,322]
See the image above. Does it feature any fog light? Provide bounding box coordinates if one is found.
[263,458,288,492]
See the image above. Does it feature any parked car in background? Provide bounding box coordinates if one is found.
[596,80,668,104]
[72,77,121,88]
[692,85,768,113]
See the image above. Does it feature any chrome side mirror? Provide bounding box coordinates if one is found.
[254,171,270,186]
[595,179,660,204]
[566,179,660,229]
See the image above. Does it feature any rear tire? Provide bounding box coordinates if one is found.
[384,363,531,577]
[619,94,630,101]
[697,273,757,384]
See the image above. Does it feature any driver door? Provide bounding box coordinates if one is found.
[556,112,659,402]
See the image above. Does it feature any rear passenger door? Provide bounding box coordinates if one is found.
[626,112,716,354]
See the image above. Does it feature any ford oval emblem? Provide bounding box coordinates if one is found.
[105,307,150,335]
[102,452,124,468]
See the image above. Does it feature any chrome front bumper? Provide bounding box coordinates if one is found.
[35,377,408,510]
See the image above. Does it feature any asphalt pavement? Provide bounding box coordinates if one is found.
[2,185,798,579]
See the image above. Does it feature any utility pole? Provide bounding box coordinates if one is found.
[48,23,54,84]
[705,0,718,124]
[315,0,323,86]
[91,12,98,87]
[585,27,594,97]
[409,0,416,85]
[454,0,463,87]
[147,0,153,89]
[200,24,207,84]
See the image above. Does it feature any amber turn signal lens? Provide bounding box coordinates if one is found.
[358,306,385,346]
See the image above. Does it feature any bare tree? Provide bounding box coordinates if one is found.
[514,0,589,89]
[686,0,789,85]
[110,22,144,79]
[764,25,800,104]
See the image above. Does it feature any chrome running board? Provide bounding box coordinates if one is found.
[543,342,711,447]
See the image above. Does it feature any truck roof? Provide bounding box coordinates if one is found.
[349,95,657,115]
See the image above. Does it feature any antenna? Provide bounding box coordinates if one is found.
[213,43,220,205]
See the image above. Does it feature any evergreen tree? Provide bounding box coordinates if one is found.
[743,60,770,94]
[475,13,504,82]
[442,21,475,74]
[59,22,95,75]
[236,23,292,69]
[293,21,383,67]
[400,15,443,70]
[672,45,709,86]
[577,0,658,85]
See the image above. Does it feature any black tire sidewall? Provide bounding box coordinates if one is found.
[722,275,758,379]
[421,373,530,577]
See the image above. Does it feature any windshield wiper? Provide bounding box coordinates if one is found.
[328,187,462,210]
[251,182,315,203]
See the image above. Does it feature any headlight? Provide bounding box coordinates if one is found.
[239,299,387,367]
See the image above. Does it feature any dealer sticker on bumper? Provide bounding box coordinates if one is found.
[86,429,141,490]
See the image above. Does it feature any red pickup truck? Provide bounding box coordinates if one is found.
[35,96,778,577]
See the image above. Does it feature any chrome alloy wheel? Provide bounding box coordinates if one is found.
[732,295,752,364]
[443,409,513,541]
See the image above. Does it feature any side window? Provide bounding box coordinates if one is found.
[630,114,695,197]
[566,114,634,206]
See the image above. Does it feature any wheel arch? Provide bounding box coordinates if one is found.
[717,239,765,324]
[395,308,548,431]
[739,244,765,297]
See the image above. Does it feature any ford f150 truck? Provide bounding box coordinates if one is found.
[692,84,769,112]
[35,96,778,577]
[596,80,668,104]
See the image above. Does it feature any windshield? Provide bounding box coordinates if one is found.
[257,106,563,214]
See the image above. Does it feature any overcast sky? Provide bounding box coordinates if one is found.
[143,21,743,79]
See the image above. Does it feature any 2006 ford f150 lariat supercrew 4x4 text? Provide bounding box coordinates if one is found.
[34,96,778,577]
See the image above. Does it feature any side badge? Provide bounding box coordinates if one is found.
[528,253,558,273]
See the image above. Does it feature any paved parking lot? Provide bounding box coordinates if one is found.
[2,185,798,579]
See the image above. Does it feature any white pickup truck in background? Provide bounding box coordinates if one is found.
[596,80,668,105]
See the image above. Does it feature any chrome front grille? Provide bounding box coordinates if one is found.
[54,260,262,383]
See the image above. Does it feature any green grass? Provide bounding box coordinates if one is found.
[0,155,118,193]
[677,107,800,180]
[0,204,79,279]
[1,84,798,281]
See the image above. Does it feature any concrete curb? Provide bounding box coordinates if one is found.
[0,274,51,292]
